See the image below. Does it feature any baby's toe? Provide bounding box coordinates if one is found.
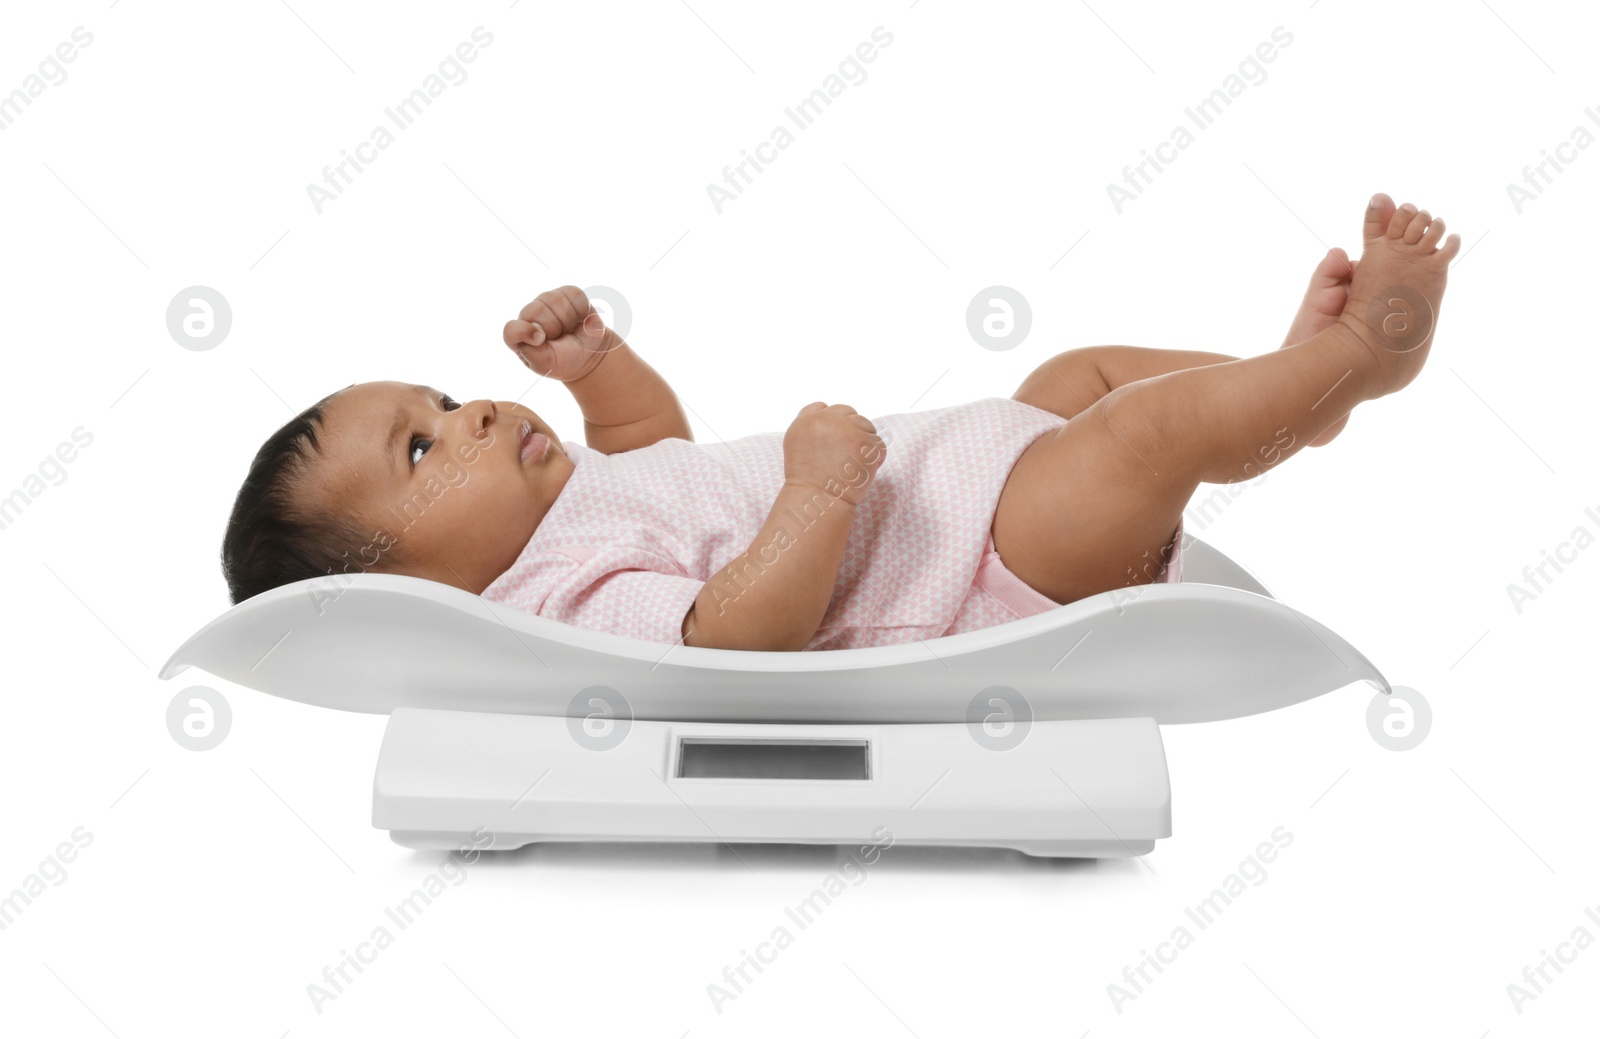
[1387,202,1418,239]
[1420,215,1446,251]
[1403,209,1432,245]
[1364,193,1396,245]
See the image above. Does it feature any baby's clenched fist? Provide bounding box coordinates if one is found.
[782,402,886,508]
[503,285,623,384]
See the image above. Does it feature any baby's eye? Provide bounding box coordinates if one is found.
[409,435,432,466]
[409,396,460,465]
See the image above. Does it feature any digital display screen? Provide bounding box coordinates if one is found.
[676,738,870,780]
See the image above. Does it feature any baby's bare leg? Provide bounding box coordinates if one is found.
[1012,346,1239,422]
[996,191,1457,605]
[1015,245,1369,426]
[994,322,1384,604]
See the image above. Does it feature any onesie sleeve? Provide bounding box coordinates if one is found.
[535,541,706,647]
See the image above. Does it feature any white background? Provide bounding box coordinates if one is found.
[2,0,1596,1035]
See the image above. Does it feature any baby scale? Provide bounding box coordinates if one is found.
[159,534,1386,859]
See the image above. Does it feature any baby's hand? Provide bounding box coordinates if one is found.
[503,286,623,383]
[783,402,886,508]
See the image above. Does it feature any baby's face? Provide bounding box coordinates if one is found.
[300,380,572,593]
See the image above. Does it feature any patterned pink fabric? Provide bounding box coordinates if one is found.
[479,396,1182,650]
[957,518,1184,632]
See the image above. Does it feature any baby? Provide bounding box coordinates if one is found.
[221,193,1457,652]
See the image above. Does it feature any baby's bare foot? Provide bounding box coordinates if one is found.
[1281,247,1360,446]
[1334,192,1461,397]
[1282,247,1357,348]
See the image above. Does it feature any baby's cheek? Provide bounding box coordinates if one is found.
[454,438,490,467]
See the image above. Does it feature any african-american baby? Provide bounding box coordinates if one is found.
[221,193,1456,652]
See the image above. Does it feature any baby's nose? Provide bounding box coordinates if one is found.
[470,399,497,437]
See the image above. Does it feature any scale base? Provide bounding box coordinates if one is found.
[374,709,1172,860]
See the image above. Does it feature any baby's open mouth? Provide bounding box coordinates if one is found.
[518,419,549,462]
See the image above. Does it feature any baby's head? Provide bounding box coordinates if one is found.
[220,380,572,605]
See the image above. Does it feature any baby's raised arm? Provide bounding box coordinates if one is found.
[683,403,885,652]
[503,286,692,454]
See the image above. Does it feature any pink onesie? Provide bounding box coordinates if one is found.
[479,396,1183,651]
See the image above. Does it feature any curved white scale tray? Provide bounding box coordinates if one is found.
[160,535,1387,725]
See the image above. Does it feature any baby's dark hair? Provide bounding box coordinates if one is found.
[220,388,406,605]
